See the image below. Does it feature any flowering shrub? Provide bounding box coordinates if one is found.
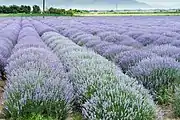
[147,45,180,61]
[127,56,180,104]
[4,24,73,119]
[31,20,57,36]
[153,36,175,45]
[171,40,180,48]
[103,45,134,61]
[136,34,160,46]
[124,31,144,39]
[115,50,155,72]
[42,31,157,120]
[0,21,20,72]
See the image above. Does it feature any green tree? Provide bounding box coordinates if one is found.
[9,5,20,13]
[0,6,3,13]
[66,9,74,16]
[32,5,41,13]
[20,5,31,14]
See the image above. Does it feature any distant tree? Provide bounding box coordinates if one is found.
[24,5,31,13]
[32,5,41,13]
[27,6,31,13]
[0,6,3,13]
[59,9,66,14]
[2,5,9,13]
[48,7,66,15]
[176,9,180,12]
[109,10,114,12]
[48,7,56,14]
[19,5,25,13]
[66,9,73,16]
[9,5,20,13]
[20,5,31,14]
[47,7,89,16]
[0,5,31,14]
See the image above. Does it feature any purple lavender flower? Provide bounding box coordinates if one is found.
[153,36,175,45]
[147,45,180,61]
[127,56,180,97]
[103,45,134,61]
[115,50,155,72]
[136,34,160,46]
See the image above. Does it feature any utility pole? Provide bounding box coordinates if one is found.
[43,0,45,18]
[116,4,118,11]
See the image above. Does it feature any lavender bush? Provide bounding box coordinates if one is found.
[103,45,134,61]
[4,25,73,119]
[127,56,180,104]
[31,20,57,36]
[136,34,160,46]
[147,45,180,61]
[42,31,157,120]
[153,36,175,45]
[92,41,115,55]
[124,31,144,39]
[171,40,180,48]
[0,21,21,72]
[115,50,155,72]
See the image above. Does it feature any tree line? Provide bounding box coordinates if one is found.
[47,7,88,16]
[0,5,41,14]
[0,5,88,15]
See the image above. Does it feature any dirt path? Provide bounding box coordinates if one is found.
[160,105,180,120]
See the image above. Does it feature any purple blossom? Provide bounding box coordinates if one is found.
[31,20,58,36]
[127,56,180,96]
[93,41,115,55]
[115,50,156,72]
[153,36,175,45]
[120,38,143,48]
[4,26,73,118]
[73,33,94,44]
[124,31,144,39]
[41,32,157,120]
[97,31,119,39]
[147,45,180,61]
[85,39,102,48]
[136,34,160,46]
[104,34,134,45]
[171,40,180,48]
[77,36,101,46]
[103,45,134,61]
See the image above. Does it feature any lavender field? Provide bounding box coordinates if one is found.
[0,16,180,120]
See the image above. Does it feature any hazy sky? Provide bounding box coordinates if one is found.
[0,0,180,9]
[137,0,180,7]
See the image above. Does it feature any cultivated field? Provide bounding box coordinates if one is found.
[0,16,180,120]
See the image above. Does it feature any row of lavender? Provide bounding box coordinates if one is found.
[4,19,73,119]
[35,17,180,116]
[0,18,21,80]
[41,31,157,119]
[39,18,180,68]
[0,18,158,119]
[40,17,180,48]
[39,18,180,94]
[1,17,179,119]
[28,19,158,119]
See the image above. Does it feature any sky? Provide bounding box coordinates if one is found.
[0,0,179,9]
[137,0,180,8]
